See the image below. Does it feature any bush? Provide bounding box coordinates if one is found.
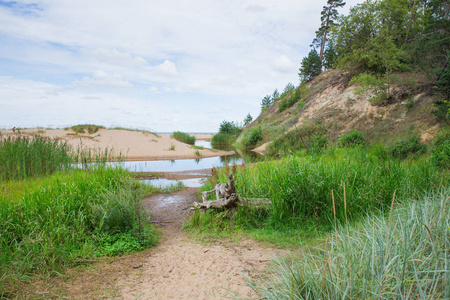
[339,130,366,147]
[172,131,195,145]
[242,126,263,149]
[266,123,326,157]
[388,135,427,159]
[430,131,450,167]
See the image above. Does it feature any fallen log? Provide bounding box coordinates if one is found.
[191,174,272,211]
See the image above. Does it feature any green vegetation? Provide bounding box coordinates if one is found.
[388,134,427,159]
[211,120,242,147]
[241,126,263,150]
[172,131,195,145]
[0,136,73,181]
[339,129,366,147]
[249,190,450,299]
[430,131,450,168]
[68,124,105,134]
[266,122,327,157]
[0,133,159,296]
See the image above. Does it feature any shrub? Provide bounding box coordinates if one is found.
[243,126,263,149]
[388,135,427,159]
[172,131,195,145]
[430,131,450,168]
[339,130,366,147]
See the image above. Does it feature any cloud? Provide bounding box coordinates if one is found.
[272,55,295,73]
[84,48,147,67]
[155,60,179,77]
[245,5,266,13]
[78,71,133,88]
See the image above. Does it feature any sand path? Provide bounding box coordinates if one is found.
[116,187,278,299]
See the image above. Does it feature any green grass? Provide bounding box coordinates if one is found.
[187,147,449,246]
[172,131,195,145]
[0,135,73,181]
[0,168,158,295]
[248,189,450,299]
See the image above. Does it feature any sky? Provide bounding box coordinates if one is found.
[0,0,363,133]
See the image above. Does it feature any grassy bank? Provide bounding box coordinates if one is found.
[0,168,158,295]
[249,189,450,299]
[0,135,159,297]
[186,146,449,245]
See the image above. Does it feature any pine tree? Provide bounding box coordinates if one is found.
[299,49,322,82]
[313,0,346,63]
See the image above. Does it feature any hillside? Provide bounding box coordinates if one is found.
[238,69,445,154]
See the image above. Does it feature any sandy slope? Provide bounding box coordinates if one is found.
[0,128,232,160]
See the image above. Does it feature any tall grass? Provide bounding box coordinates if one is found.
[0,136,73,181]
[0,168,158,294]
[199,148,449,231]
[172,131,195,145]
[249,190,450,299]
[68,124,105,134]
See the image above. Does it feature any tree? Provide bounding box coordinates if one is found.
[323,42,338,70]
[313,0,346,63]
[272,89,280,100]
[299,49,322,82]
[261,95,272,109]
[243,113,253,126]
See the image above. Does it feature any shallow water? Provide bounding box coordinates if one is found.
[141,178,206,188]
[194,140,212,149]
[108,155,242,173]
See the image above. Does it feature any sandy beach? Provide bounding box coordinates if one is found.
[0,128,231,161]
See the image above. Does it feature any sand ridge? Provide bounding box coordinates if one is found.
[0,128,232,160]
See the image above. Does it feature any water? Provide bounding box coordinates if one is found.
[194,140,212,149]
[106,155,242,173]
[141,178,206,188]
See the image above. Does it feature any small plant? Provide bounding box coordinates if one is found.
[169,144,175,151]
[388,135,427,159]
[339,129,366,147]
[195,150,201,156]
[172,131,195,145]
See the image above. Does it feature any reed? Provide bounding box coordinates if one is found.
[0,135,73,181]
[249,190,450,299]
[172,131,195,145]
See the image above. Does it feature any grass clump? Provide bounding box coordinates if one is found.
[172,131,195,145]
[266,123,326,157]
[430,131,450,168]
[0,168,158,294]
[339,129,366,147]
[388,134,427,159]
[0,135,73,181]
[250,190,450,299]
[69,124,105,134]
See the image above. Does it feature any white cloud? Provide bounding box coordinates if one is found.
[155,60,179,77]
[272,55,295,73]
[78,71,133,88]
[0,0,365,132]
[84,48,147,67]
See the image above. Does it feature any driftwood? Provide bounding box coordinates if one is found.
[192,174,272,211]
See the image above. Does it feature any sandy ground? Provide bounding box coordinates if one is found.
[0,128,232,160]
